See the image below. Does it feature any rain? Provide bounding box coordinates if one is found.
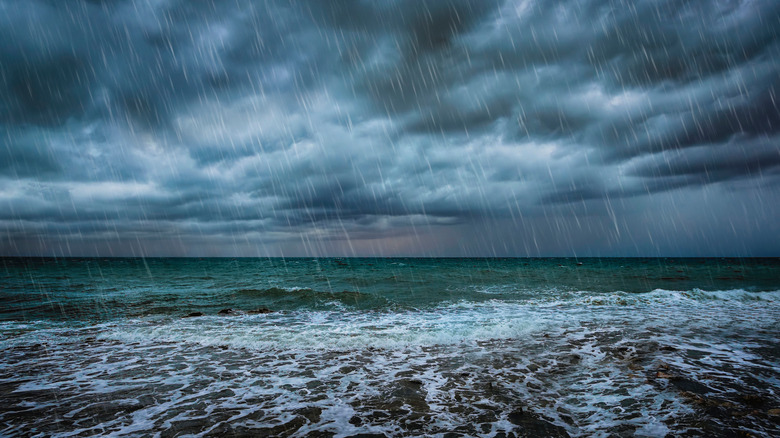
[2,1,780,437]
[0,0,777,257]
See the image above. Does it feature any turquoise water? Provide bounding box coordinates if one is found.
[2,258,780,436]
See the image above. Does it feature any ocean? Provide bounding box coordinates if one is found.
[1,257,779,437]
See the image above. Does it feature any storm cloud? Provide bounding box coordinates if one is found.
[1,0,778,256]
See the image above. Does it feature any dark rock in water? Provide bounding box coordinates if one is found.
[345,434,387,438]
[651,366,712,396]
[669,376,712,395]
[183,312,204,318]
[507,408,570,437]
[248,307,273,314]
[217,308,235,315]
[740,393,769,408]
[507,408,524,423]
[257,415,306,436]
[294,406,322,423]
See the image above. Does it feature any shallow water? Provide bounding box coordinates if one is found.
[1,258,779,437]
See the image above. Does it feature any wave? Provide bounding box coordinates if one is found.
[99,289,780,352]
[471,286,780,305]
[657,288,780,302]
[234,286,374,301]
[5,286,780,354]
[232,286,391,311]
[98,308,541,352]
[588,288,780,305]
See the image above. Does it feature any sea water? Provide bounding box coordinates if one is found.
[1,257,779,437]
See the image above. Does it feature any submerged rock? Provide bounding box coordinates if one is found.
[217,308,235,315]
[183,312,204,318]
[670,377,713,395]
[507,408,570,437]
[507,408,524,423]
[294,406,322,423]
[248,307,273,314]
[650,364,713,396]
[740,393,769,408]
[257,415,306,436]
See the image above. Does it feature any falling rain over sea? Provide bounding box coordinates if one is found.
[1,1,779,437]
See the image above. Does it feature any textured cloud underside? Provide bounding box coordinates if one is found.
[1,0,778,256]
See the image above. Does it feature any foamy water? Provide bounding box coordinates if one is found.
[2,258,779,436]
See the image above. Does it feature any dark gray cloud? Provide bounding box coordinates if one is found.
[1,0,778,256]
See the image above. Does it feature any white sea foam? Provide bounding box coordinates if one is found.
[3,293,780,437]
[100,307,545,352]
[642,288,780,303]
[280,286,314,292]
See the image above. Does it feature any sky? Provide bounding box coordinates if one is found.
[1,0,779,257]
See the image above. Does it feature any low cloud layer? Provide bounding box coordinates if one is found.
[1,0,778,256]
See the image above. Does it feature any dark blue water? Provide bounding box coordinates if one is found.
[3,257,778,320]
[2,258,779,436]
